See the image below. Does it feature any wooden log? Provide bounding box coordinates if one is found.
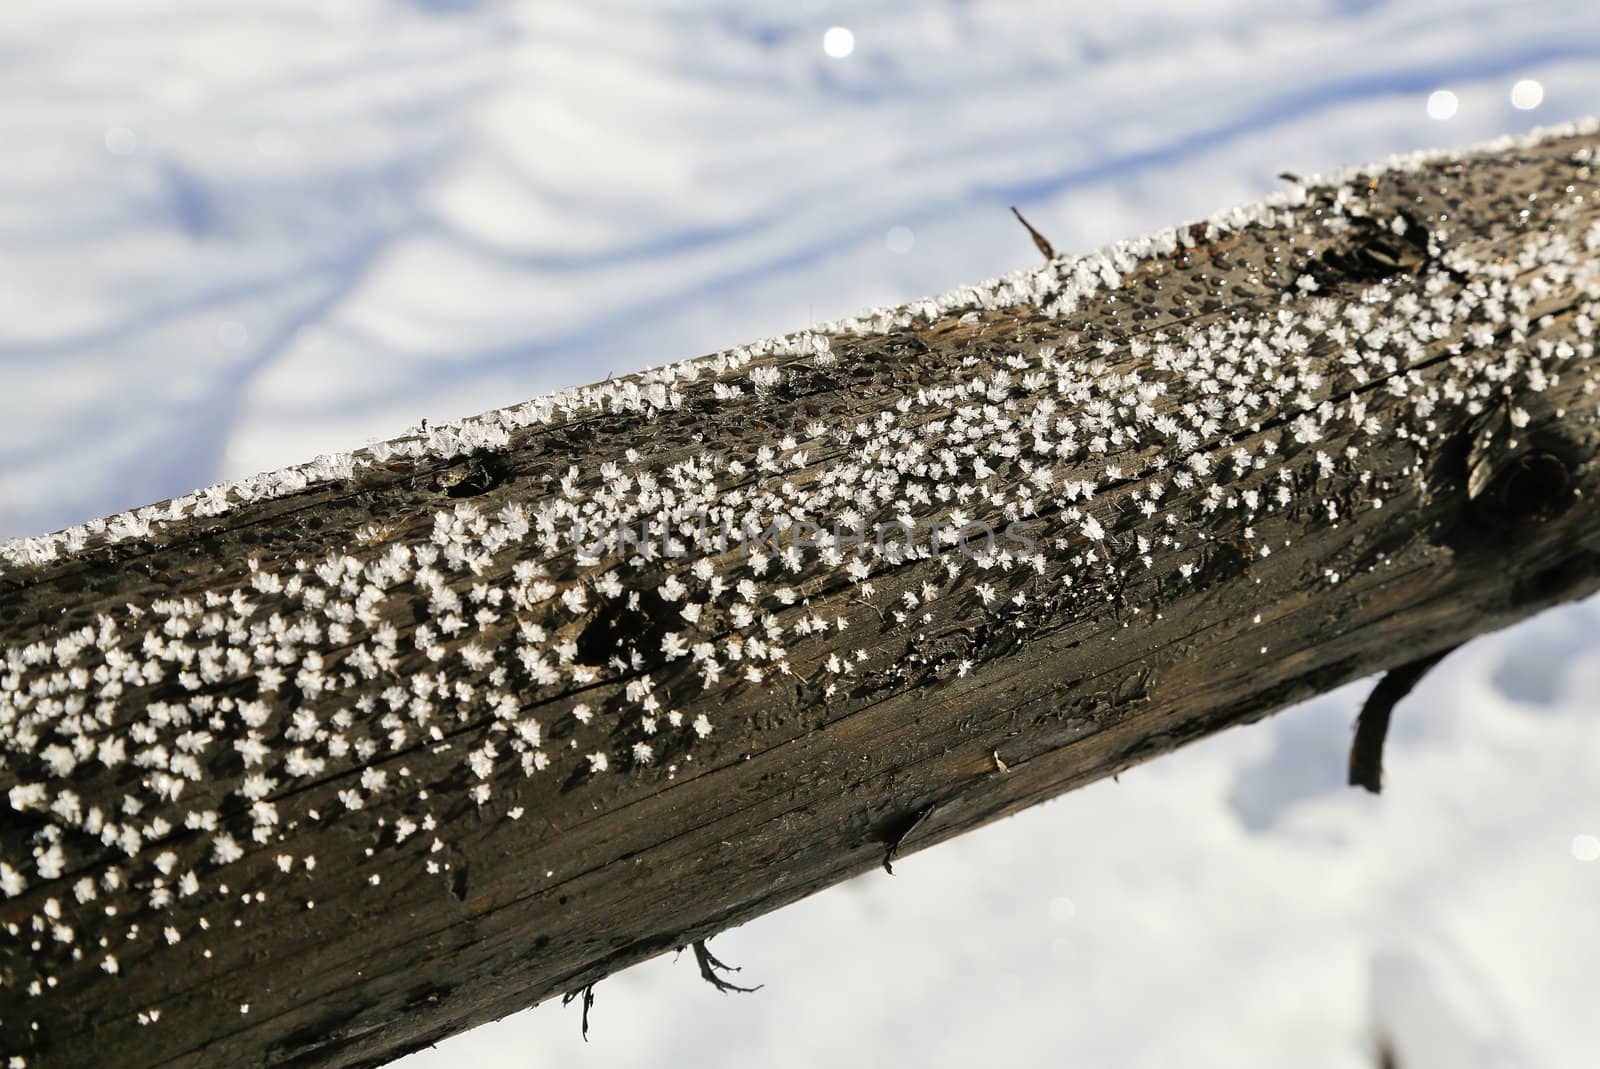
[3,119,1600,1068]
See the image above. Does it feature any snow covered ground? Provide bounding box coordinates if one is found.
[4,1,1600,1065]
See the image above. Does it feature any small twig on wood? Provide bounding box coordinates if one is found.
[1348,644,1461,793]
[882,802,938,875]
[691,938,762,994]
[1009,206,1056,261]
[561,982,597,1041]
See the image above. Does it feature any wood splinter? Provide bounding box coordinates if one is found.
[1009,205,1057,261]
[691,938,762,994]
[562,981,597,1041]
[1348,644,1462,794]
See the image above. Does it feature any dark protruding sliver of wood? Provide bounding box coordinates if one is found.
[1009,206,1056,261]
[690,938,762,994]
[1348,644,1460,794]
[562,982,597,1042]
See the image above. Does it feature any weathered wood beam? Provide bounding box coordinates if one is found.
[3,120,1600,1069]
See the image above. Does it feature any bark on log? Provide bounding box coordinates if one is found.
[4,120,1600,1069]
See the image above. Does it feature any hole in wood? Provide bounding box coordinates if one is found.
[433,456,505,499]
[1496,450,1572,522]
[574,587,674,667]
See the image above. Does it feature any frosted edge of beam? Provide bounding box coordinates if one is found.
[3,114,1596,575]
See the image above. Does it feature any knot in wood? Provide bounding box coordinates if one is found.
[1476,449,1574,525]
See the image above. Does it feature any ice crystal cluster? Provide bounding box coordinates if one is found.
[1,119,1599,1044]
